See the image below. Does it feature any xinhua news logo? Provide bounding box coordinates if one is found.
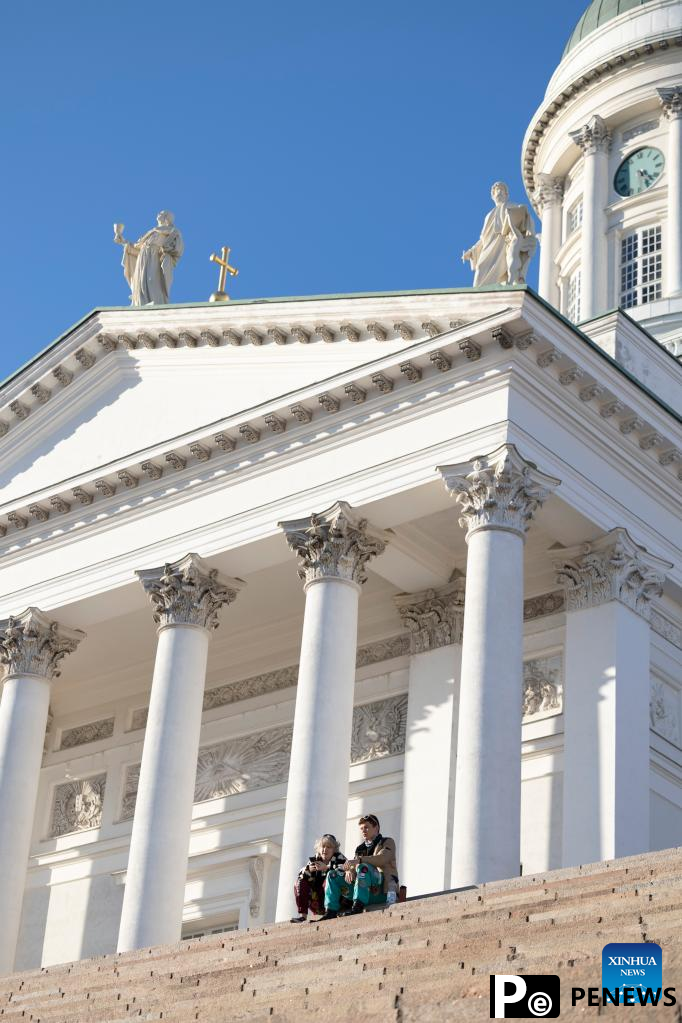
[489,974,560,1018]
[569,942,676,1008]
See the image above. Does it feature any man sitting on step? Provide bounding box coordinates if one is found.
[321,814,399,919]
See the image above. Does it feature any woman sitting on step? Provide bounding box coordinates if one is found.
[290,833,348,922]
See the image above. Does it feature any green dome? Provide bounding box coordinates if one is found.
[563,0,655,55]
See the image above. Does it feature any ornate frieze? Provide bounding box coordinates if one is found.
[59,717,114,750]
[394,578,465,653]
[120,693,408,820]
[522,655,563,720]
[51,774,106,837]
[202,665,299,711]
[650,678,681,747]
[128,636,411,731]
[523,591,565,620]
[355,634,410,667]
[657,87,682,121]
[569,114,612,155]
[439,443,560,541]
[136,553,243,631]
[0,608,84,680]
[650,609,682,650]
[554,528,670,621]
[279,501,387,588]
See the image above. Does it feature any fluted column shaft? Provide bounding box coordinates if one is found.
[0,609,83,975]
[275,502,386,921]
[556,529,670,865]
[439,445,559,887]
[535,175,564,308]
[570,115,611,320]
[659,89,682,297]
[117,555,242,953]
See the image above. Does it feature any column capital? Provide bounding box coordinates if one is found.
[438,444,560,541]
[569,114,612,155]
[554,527,671,621]
[534,173,565,211]
[657,87,682,121]
[0,608,84,680]
[394,575,465,653]
[137,553,243,630]
[279,500,388,588]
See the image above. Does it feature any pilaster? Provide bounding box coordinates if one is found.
[396,578,464,894]
[555,529,671,865]
[569,114,611,319]
[658,87,682,297]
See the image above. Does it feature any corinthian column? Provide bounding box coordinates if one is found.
[117,554,242,953]
[555,529,670,865]
[438,445,559,886]
[658,88,682,298]
[395,578,464,895]
[569,114,611,320]
[534,174,564,308]
[275,502,387,921]
[0,609,84,975]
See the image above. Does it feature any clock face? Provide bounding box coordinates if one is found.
[614,147,665,197]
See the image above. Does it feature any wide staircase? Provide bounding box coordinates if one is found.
[1,847,681,1022]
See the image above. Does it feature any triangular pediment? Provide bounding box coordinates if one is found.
[0,290,517,511]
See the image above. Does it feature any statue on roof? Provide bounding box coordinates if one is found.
[462,182,537,287]
[113,211,184,306]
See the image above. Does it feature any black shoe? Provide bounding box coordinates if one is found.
[318,910,338,921]
[350,901,365,915]
[290,915,307,923]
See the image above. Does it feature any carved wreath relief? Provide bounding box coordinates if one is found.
[51,774,106,837]
[120,693,409,820]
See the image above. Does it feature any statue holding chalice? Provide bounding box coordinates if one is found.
[113,211,184,306]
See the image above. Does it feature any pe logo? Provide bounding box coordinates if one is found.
[490,975,560,1018]
[602,942,662,1001]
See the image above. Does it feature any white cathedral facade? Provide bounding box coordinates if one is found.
[0,0,680,975]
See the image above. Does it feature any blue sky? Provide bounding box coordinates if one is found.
[1,0,588,381]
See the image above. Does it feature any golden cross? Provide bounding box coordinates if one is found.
[209,245,239,301]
